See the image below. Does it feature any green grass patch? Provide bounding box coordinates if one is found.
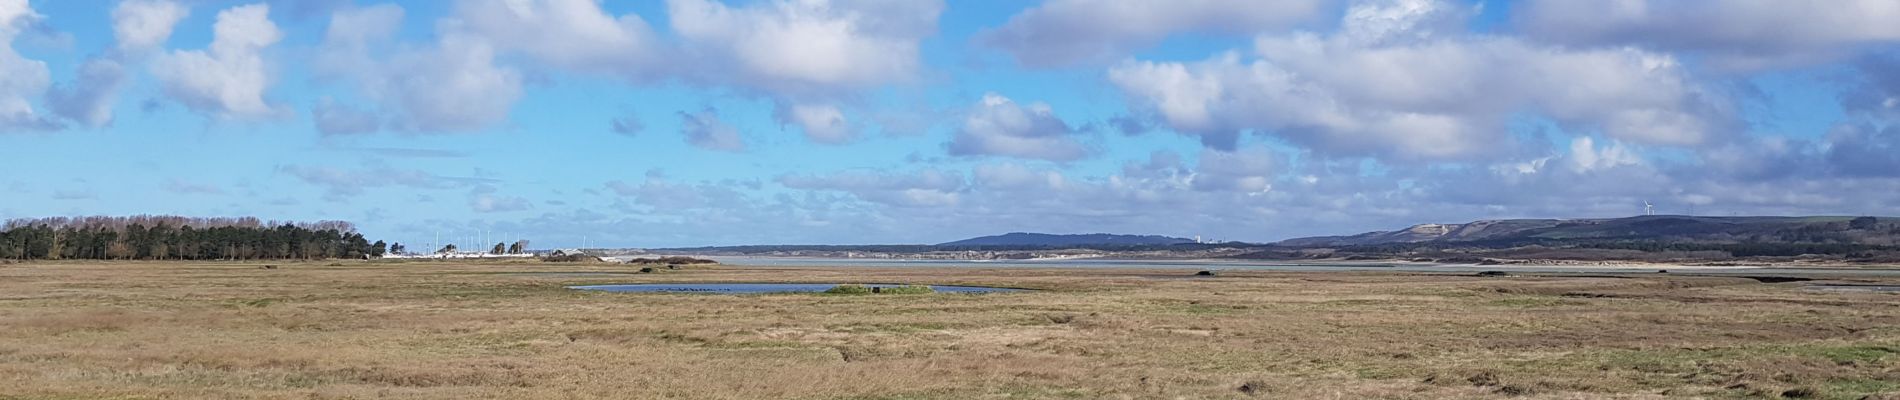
[1797,344,1899,364]
[1485,296,1575,308]
[1825,378,1900,399]
[1181,304,1238,314]
[823,284,937,295]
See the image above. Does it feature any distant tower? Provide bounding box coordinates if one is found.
[1644,201,1654,216]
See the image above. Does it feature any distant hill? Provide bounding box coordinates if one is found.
[1277,215,1900,247]
[939,232,1195,247]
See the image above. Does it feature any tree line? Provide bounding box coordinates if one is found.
[0,216,385,260]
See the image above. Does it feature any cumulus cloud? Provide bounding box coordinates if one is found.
[450,0,665,79]
[668,0,942,143]
[0,0,57,131]
[1110,0,1728,160]
[678,108,745,152]
[1514,0,1900,70]
[296,0,938,144]
[47,0,187,128]
[947,93,1090,162]
[113,0,188,52]
[316,4,521,133]
[1190,147,1280,193]
[381,35,521,132]
[1567,136,1641,172]
[981,0,1329,67]
[775,102,852,143]
[669,0,939,94]
[151,3,284,120]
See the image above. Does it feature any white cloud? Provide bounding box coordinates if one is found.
[668,0,942,145]
[0,0,56,131]
[315,1,663,134]
[678,108,745,152]
[305,0,937,144]
[47,0,187,128]
[383,34,521,132]
[113,0,188,53]
[1567,136,1641,172]
[981,0,1330,67]
[1191,147,1280,193]
[151,3,284,120]
[946,93,1090,162]
[776,102,853,143]
[669,0,939,93]
[449,0,664,79]
[316,4,522,133]
[1515,0,1900,70]
[1110,0,1726,160]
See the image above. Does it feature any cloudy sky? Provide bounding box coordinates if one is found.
[3,0,1899,248]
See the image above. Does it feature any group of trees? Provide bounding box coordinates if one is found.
[0,216,386,260]
[495,240,531,255]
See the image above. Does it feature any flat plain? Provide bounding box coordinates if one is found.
[2,261,1898,399]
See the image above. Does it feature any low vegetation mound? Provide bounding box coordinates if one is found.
[622,256,717,265]
[823,284,935,295]
[541,254,599,263]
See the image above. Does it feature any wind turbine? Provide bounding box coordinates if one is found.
[1644,201,1654,216]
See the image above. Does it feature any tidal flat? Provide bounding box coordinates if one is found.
[1,260,1898,399]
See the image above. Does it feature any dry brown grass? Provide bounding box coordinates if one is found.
[2,260,1899,399]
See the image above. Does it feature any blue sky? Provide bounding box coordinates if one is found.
[3,0,1900,248]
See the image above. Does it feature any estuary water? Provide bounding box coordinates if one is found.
[702,256,1900,277]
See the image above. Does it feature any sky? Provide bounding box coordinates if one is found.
[3,0,1900,248]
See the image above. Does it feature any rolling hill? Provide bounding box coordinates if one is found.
[1277,215,1900,247]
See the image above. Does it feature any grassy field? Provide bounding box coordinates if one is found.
[2,261,1899,399]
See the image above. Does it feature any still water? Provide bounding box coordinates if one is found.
[701,256,1900,277]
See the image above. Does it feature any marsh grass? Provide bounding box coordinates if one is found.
[2,262,1900,399]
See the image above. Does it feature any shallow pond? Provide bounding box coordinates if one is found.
[1803,284,1900,292]
[568,283,1025,294]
